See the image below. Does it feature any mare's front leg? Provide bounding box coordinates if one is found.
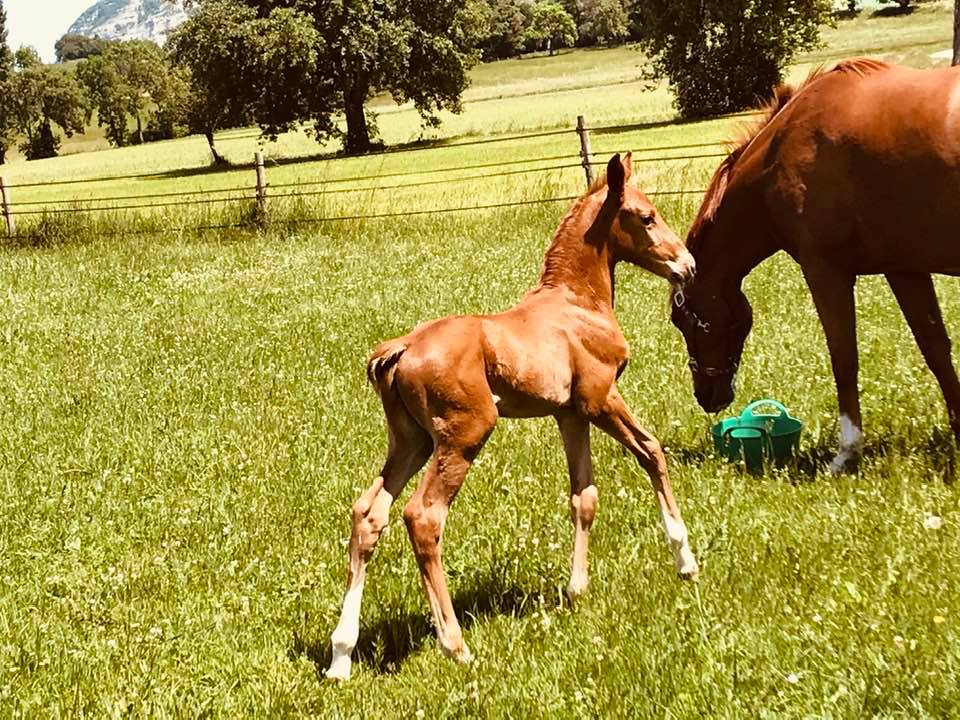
[556,412,597,602]
[886,273,960,441]
[802,263,862,473]
[589,389,698,578]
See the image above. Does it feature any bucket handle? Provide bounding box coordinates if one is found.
[740,399,789,421]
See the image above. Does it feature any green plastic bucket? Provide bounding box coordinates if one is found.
[710,399,802,473]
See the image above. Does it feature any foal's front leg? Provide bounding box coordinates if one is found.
[590,390,698,578]
[803,264,862,473]
[556,412,597,602]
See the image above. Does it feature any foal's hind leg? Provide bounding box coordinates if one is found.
[556,412,597,602]
[887,273,960,441]
[327,411,431,681]
[403,407,496,663]
[589,389,698,578]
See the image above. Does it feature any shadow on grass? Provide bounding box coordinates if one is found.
[870,5,914,18]
[669,426,956,482]
[291,572,541,677]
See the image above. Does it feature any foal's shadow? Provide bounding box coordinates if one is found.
[293,573,541,677]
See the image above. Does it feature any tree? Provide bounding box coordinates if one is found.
[954,0,960,66]
[77,40,170,146]
[171,0,485,155]
[169,2,318,163]
[0,0,15,164]
[55,34,107,63]
[9,51,90,160]
[525,2,578,55]
[476,0,530,60]
[636,0,832,119]
[577,0,628,46]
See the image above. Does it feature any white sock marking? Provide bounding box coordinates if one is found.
[660,509,698,578]
[830,414,863,473]
[327,580,365,680]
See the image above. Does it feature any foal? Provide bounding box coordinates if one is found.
[327,154,699,681]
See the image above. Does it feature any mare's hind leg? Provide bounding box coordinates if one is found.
[327,409,432,681]
[802,264,862,473]
[403,406,496,663]
[556,412,597,602]
[588,389,698,578]
[887,273,960,441]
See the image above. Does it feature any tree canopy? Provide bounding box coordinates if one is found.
[77,40,178,147]
[0,0,15,164]
[525,2,578,56]
[171,0,485,154]
[55,34,108,63]
[636,0,832,119]
[8,50,90,160]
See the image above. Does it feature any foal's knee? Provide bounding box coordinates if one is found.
[570,485,598,528]
[351,494,390,559]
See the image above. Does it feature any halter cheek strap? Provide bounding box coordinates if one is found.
[674,289,739,378]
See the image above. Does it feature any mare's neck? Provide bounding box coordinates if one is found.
[694,201,780,295]
[536,194,616,308]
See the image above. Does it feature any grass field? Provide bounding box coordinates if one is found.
[1,3,959,717]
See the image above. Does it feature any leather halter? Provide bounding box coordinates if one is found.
[673,289,740,378]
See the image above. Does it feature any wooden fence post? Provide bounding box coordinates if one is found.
[0,177,14,236]
[254,151,268,226]
[576,115,594,189]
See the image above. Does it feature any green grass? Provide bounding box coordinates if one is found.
[1,3,959,717]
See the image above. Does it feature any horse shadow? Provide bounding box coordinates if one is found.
[291,573,542,677]
[668,426,956,483]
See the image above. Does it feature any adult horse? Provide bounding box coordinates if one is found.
[327,154,699,681]
[671,59,960,472]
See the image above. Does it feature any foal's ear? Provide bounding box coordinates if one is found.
[606,153,625,202]
[622,151,633,181]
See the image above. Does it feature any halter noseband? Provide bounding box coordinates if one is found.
[673,288,740,378]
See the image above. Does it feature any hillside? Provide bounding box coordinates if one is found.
[67,0,190,45]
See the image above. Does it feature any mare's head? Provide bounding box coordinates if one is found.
[598,153,695,284]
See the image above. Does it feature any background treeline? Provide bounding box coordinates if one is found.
[0,0,929,164]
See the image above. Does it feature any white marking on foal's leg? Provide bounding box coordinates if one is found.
[566,486,597,602]
[660,508,698,579]
[829,414,863,474]
[327,580,365,681]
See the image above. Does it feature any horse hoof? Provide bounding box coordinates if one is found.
[441,641,474,665]
[326,653,352,682]
[566,582,588,604]
[676,554,700,580]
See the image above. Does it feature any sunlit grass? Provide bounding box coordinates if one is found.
[0,3,958,716]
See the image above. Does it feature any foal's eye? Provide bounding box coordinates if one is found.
[641,213,655,227]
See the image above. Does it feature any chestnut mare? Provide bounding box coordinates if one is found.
[671,59,960,472]
[327,154,699,681]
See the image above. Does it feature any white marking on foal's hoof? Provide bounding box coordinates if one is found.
[566,580,588,604]
[326,649,352,682]
[440,640,474,665]
[676,550,700,580]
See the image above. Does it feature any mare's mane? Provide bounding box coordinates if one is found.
[686,58,891,248]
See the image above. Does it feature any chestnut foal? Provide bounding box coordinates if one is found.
[327,154,699,681]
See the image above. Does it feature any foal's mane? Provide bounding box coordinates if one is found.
[686,58,890,249]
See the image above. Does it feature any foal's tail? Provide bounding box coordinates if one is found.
[366,339,408,393]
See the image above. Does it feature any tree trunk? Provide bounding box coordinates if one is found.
[343,80,372,154]
[0,146,6,166]
[954,0,960,65]
[136,111,144,145]
[205,128,226,165]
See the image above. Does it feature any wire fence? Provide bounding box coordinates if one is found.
[0,116,737,236]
